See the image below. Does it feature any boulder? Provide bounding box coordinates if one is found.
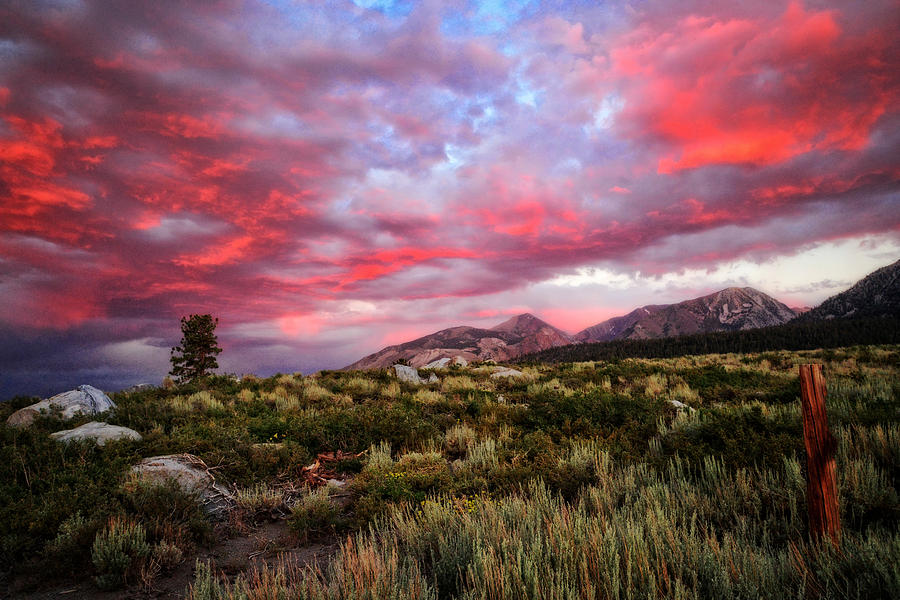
[131,454,234,519]
[6,385,116,428]
[490,368,525,379]
[392,364,425,385]
[50,421,142,446]
[452,356,469,367]
[424,358,451,369]
[428,373,439,383]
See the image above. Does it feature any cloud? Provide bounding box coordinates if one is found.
[0,0,898,398]
[609,2,897,173]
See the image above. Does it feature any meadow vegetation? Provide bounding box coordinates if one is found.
[0,346,898,597]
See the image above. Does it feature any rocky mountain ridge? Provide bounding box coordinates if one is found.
[799,259,900,321]
[574,287,797,343]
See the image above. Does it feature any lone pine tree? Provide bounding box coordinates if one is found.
[169,314,223,383]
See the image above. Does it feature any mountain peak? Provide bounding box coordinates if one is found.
[490,312,541,332]
[344,312,572,370]
[575,286,796,343]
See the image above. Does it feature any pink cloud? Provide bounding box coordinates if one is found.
[611,2,896,172]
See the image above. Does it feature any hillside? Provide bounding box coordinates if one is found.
[575,287,796,342]
[344,313,572,369]
[520,315,900,364]
[800,259,900,320]
[2,347,898,597]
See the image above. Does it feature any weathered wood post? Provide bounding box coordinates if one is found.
[798,364,840,545]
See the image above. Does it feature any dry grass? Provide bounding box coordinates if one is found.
[441,375,478,393]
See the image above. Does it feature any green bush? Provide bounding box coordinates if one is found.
[91,517,150,590]
[43,511,103,574]
[121,477,211,550]
[288,487,340,538]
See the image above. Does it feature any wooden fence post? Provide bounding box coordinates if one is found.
[798,364,840,545]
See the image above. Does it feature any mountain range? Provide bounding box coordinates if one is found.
[345,259,899,370]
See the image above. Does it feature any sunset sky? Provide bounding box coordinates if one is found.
[1,0,898,398]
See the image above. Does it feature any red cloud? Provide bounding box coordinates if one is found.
[612,2,896,172]
[339,246,479,288]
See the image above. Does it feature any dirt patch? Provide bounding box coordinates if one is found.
[5,521,341,600]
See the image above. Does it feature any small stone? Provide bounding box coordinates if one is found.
[668,399,695,412]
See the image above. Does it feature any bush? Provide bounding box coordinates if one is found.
[43,512,103,575]
[121,477,211,550]
[151,540,183,572]
[234,482,285,520]
[91,517,150,590]
[444,423,476,456]
[288,487,340,538]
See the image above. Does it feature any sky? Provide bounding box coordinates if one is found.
[1,0,898,399]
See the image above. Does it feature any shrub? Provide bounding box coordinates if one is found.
[44,512,103,574]
[462,438,499,472]
[341,376,379,397]
[367,441,394,471]
[91,517,151,590]
[444,423,476,456]
[121,477,211,550]
[302,383,332,402]
[288,487,339,537]
[442,376,478,393]
[150,540,183,572]
[413,389,444,404]
[234,483,285,518]
[382,381,402,399]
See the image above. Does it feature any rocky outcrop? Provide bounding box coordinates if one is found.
[575,288,796,343]
[6,385,116,428]
[50,421,142,446]
[131,454,234,519]
[424,358,452,369]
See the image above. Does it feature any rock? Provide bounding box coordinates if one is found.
[428,373,439,383]
[50,421,142,446]
[490,368,525,378]
[123,383,155,393]
[392,364,425,385]
[131,454,234,519]
[452,356,468,367]
[6,385,116,428]
[668,399,695,412]
[424,358,451,369]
